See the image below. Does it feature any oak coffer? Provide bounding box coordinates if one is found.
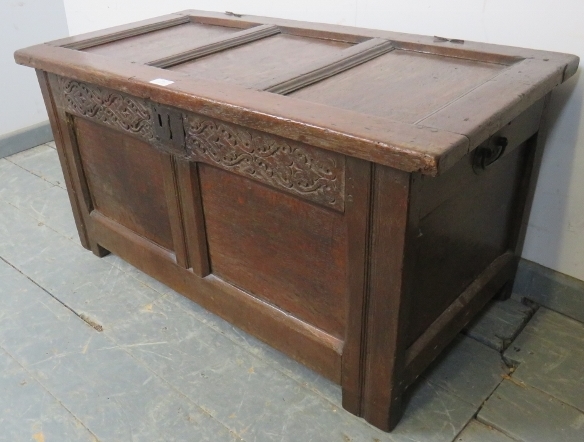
[15,10,579,431]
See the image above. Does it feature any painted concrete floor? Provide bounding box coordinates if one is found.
[1,144,583,442]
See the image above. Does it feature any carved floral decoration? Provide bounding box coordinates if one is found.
[185,115,344,210]
[59,78,155,141]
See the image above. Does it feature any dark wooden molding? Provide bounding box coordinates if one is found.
[162,154,189,268]
[148,24,281,68]
[175,159,211,277]
[184,113,346,211]
[360,167,420,431]
[59,16,191,50]
[341,157,373,415]
[260,38,394,94]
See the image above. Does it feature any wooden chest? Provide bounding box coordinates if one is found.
[15,10,579,431]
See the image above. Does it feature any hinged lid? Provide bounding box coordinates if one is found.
[15,10,579,175]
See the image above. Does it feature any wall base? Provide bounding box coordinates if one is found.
[0,121,53,159]
[514,258,584,323]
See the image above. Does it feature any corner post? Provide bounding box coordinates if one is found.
[342,157,420,431]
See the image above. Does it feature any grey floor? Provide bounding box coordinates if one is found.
[1,144,584,442]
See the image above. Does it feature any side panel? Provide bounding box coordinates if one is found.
[407,143,528,346]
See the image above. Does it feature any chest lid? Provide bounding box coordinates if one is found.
[15,10,579,175]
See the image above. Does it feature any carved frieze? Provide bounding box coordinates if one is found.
[57,77,155,141]
[54,77,345,210]
[185,115,345,210]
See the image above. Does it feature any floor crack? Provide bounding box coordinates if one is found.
[0,255,104,333]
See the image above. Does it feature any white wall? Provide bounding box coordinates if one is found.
[0,0,69,135]
[63,1,584,281]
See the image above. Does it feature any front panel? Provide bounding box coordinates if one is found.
[74,117,175,251]
[48,75,353,379]
[199,163,348,338]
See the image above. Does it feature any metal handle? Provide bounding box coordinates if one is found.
[473,136,508,174]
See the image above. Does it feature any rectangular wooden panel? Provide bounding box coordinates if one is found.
[168,34,352,87]
[89,210,343,382]
[74,117,175,251]
[406,142,529,346]
[291,49,506,123]
[199,164,348,338]
[82,22,240,64]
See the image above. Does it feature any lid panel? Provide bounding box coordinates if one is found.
[291,49,507,124]
[82,22,239,64]
[167,34,352,88]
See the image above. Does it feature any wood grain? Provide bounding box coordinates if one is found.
[175,159,210,276]
[148,24,280,68]
[75,117,174,251]
[292,49,505,124]
[260,38,394,94]
[89,209,343,382]
[184,113,345,211]
[52,14,191,50]
[199,164,348,338]
[15,44,469,175]
[16,12,579,434]
[406,142,529,347]
[35,70,90,249]
[341,157,372,415]
[405,252,517,386]
[168,34,351,88]
[179,9,579,76]
[83,22,239,64]
[360,166,418,431]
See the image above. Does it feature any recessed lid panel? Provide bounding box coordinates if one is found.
[166,34,352,88]
[82,22,239,64]
[291,49,507,124]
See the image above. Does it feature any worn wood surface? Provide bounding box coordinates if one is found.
[148,24,280,68]
[84,22,238,64]
[75,118,175,251]
[89,209,344,382]
[16,12,578,175]
[260,38,394,94]
[464,299,537,352]
[169,34,351,87]
[407,140,531,346]
[6,146,581,442]
[360,166,418,431]
[341,157,373,415]
[199,163,348,339]
[36,70,90,249]
[174,159,210,276]
[292,49,505,123]
[14,11,579,434]
[479,380,584,442]
[504,308,584,412]
[456,420,516,442]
